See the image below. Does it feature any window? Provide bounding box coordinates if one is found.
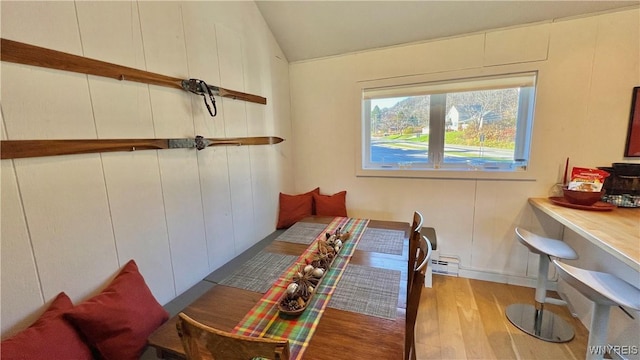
[361,72,537,175]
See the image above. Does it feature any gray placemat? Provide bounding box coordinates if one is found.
[328,264,401,320]
[356,228,405,255]
[275,221,327,244]
[217,251,298,293]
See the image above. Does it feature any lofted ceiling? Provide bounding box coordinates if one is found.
[255,0,639,62]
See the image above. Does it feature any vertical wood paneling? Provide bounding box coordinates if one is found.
[534,17,598,171]
[196,148,236,270]
[138,1,209,294]
[181,1,224,137]
[157,150,209,294]
[243,15,272,237]
[1,0,290,339]
[76,1,154,139]
[250,147,278,237]
[100,152,175,304]
[237,2,268,98]
[181,2,236,271]
[216,24,257,255]
[216,24,246,93]
[75,1,174,303]
[138,1,194,137]
[471,181,536,277]
[1,65,96,139]
[14,156,118,303]
[223,98,254,254]
[223,92,256,254]
[0,160,43,336]
[484,23,550,66]
[0,2,95,140]
[587,10,640,164]
[352,34,485,80]
[227,146,256,254]
[0,1,80,53]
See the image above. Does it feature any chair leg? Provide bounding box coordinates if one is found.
[586,303,611,360]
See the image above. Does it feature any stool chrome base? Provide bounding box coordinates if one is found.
[506,303,574,343]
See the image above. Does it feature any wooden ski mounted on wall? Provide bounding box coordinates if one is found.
[0,38,267,117]
[0,136,284,160]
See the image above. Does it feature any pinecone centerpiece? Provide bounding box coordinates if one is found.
[278,227,349,316]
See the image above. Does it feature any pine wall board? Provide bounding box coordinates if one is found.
[197,147,237,271]
[157,150,209,295]
[1,0,292,337]
[0,161,44,334]
[100,151,175,304]
[227,146,257,255]
[588,10,640,161]
[77,2,155,139]
[2,64,97,140]
[484,23,550,66]
[13,155,119,302]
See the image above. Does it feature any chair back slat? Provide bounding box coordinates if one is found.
[405,235,432,360]
[408,211,424,297]
[177,312,290,360]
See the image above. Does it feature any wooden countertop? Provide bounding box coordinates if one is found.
[529,198,640,271]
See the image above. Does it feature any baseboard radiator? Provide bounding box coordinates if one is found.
[430,251,459,277]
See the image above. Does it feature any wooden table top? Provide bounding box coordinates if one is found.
[147,216,410,360]
[529,198,640,271]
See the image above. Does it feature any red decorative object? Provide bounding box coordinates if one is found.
[549,197,616,211]
[1,293,93,360]
[276,188,320,229]
[313,191,347,217]
[64,260,169,360]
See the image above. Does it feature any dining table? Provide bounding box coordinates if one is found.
[147,216,410,360]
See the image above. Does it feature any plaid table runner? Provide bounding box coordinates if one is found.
[232,217,370,359]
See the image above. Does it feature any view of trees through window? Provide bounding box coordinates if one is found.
[369,88,522,167]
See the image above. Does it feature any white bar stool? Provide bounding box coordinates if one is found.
[553,260,640,360]
[505,228,578,342]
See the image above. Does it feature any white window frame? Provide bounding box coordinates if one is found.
[357,68,539,180]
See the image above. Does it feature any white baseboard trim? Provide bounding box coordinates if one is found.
[457,267,558,291]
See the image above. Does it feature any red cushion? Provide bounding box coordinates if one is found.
[276,187,320,229]
[313,191,348,217]
[64,260,169,360]
[1,292,93,360]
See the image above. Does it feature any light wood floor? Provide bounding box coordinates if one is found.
[415,274,589,360]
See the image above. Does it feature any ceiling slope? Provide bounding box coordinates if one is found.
[255,1,639,62]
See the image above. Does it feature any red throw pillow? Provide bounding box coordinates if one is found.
[1,292,93,360]
[276,187,320,229]
[313,191,348,217]
[64,260,169,360]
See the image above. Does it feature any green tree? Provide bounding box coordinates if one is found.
[371,105,381,134]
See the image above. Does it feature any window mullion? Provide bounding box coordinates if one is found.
[428,94,446,167]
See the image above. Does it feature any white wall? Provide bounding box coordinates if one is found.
[0,1,292,337]
[289,8,639,280]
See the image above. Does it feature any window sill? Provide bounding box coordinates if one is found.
[355,167,537,181]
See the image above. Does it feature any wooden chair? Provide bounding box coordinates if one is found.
[405,235,432,360]
[407,211,424,298]
[176,312,290,360]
